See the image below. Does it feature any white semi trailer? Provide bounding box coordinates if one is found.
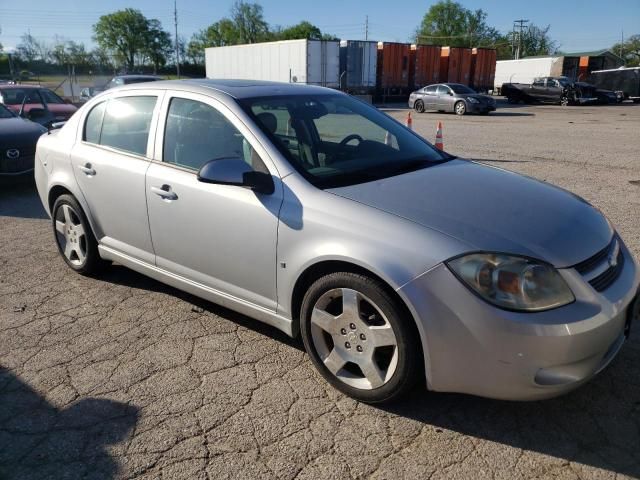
[494,57,565,93]
[205,39,340,88]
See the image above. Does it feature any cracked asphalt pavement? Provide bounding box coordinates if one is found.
[1,101,639,479]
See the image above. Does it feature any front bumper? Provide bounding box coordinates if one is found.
[0,154,35,176]
[399,240,640,401]
[467,102,496,113]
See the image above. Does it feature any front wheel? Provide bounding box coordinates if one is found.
[454,101,466,115]
[52,194,106,275]
[560,95,570,106]
[414,100,425,113]
[300,272,421,403]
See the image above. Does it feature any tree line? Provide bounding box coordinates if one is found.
[1,0,638,76]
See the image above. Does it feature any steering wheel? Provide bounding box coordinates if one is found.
[339,134,364,147]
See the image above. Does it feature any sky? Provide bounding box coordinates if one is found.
[1,0,638,53]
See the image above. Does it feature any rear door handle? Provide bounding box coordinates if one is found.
[151,185,178,200]
[78,163,96,176]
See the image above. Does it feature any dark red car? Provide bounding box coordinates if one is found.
[0,85,77,123]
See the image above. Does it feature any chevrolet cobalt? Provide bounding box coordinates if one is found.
[34,80,639,403]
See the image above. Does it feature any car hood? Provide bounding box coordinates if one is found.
[0,116,47,145]
[327,159,613,267]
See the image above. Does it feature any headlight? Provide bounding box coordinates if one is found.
[467,97,479,103]
[447,253,574,311]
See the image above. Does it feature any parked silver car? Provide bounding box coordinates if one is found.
[409,83,496,115]
[34,80,639,403]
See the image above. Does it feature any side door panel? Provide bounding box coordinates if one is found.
[145,92,283,310]
[71,91,163,263]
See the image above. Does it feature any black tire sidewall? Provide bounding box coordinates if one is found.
[415,100,424,113]
[300,272,421,404]
[52,194,103,275]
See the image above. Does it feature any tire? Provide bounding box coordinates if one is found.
[506,95,518,104]
[414,100,425,113]
[52,194,106,275]
[560,95,570,106]
[300,272,422,403]
[454,101,466,115]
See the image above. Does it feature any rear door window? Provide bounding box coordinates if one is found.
[425,85,437,95]
[436,85,450,95]
[99,96,157,156]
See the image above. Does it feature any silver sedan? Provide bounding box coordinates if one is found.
[34,80,639,403]
[409,83,496,115]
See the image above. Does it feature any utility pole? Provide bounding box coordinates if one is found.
[174,0,180,78]
[513,19,529,59]
[365,15,369,41]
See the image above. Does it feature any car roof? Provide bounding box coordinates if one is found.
[111,78,341,99]
[0,84,48,90]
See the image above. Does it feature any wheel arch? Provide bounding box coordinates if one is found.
[48,184,101,241]
[289,259,426,381]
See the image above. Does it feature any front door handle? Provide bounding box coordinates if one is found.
[78,163,96,176]
[151,185,178,200]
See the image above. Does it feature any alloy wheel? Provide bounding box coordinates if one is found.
[310,288,398,390]
[54,204,88,266]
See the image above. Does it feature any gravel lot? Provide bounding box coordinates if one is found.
[1,100,639,480]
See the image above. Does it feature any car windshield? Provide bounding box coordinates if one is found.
[449,84,476,94]
[0,104,15,118]
[240,94,451,189]
[39,89,65,104]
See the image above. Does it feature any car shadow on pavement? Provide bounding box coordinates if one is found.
[382,333,640,478]
[0,179,48,220]
[0,367,139,480]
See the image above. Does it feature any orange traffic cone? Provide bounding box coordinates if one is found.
[435,121,444,150]
[405,112,413,130]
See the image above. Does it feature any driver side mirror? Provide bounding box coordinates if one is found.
[197,158,274,195]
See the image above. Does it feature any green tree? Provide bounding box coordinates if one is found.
[415,0,499,47]
[186,19,239,64]
[93,9,151,71]
[275,21,322,40]
[144,19,172,73]
[16,33,49,62]
[519,24,558,57]
[231,1,269,43]
[611,34,640,66]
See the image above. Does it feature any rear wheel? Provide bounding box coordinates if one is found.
[52,194,106,275]
[300,272,421,403]
[414,100,425,113]
[454,101,466,115]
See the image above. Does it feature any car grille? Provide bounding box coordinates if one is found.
[572,236,624,292]
[0,145,36,174]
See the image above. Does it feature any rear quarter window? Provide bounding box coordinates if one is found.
[83,101,106,144]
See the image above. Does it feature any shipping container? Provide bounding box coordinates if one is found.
[412,44,441,88]
[376,42,413,92]
[339,40,378,93]
[439,46,450,83]
[205,39,340,87]
[447,47,473,85]
[589,67,640,101]
[470,48,497,92]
